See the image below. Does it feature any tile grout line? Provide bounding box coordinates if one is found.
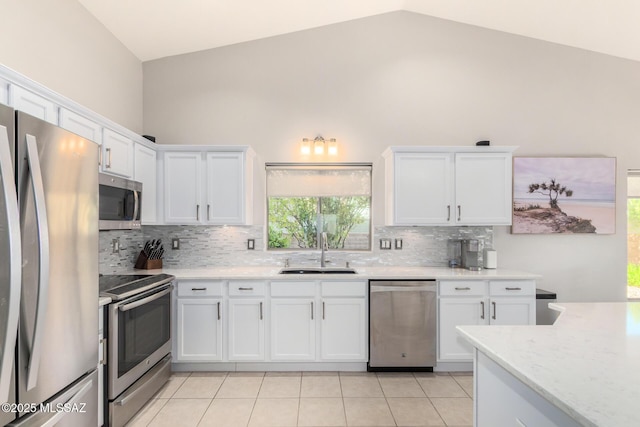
[195,372,229,427]
[376,373,399,427]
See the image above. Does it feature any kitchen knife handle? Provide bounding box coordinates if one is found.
[480,301,485,319]
[25,134,51,391]
[0,125,20,404]
[492,301,496,320]
[105,147,112,168]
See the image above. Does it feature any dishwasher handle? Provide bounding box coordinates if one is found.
[370,284,436,293]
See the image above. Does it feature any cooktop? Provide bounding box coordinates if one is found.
[99,273,175,301]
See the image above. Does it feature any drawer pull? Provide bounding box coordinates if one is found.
[492,301,497,320]
[238,287,254,291]
[505,287,522,291]
[480,301,485,319]
[191,287,207,291]
[455,287,471,291]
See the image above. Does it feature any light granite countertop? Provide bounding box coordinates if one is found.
[123,266,540,280]
[457,302,640,427]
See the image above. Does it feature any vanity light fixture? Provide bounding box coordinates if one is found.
[300,135,338,156]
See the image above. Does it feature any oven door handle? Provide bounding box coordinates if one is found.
[118,285,173,312]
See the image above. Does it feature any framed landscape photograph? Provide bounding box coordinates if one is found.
[512,157,616,234]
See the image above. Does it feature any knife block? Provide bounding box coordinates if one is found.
[134,251,163,270]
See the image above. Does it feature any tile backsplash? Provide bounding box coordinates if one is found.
[99,225,493,274]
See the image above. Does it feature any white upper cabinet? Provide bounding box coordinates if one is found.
[162,147,254,225]
[455,152,512,225]
[134,143,157,224]
[164,152,202,224]
[0,78,9,106]
[59,108,102,145]
[384,147,515,226]
[102,129,134,178]
[11,85,58,124]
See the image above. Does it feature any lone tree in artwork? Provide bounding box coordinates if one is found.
[528,179,574,210]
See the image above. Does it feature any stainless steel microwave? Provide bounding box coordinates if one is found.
[99,173,142,230]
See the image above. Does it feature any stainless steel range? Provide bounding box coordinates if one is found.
[100,273,174,427]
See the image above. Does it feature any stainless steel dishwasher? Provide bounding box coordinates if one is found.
[369,280,437,370]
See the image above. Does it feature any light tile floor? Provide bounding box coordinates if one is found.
[126,371,473,427]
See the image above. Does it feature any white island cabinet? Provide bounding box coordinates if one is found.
[383,146,515,226]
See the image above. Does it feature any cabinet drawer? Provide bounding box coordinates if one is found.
[489,280,535,296]
[322,281,367,297]
[229,281,266,296]
[177,280,223,297]
[439,281,486,296]
[271,281,316,297]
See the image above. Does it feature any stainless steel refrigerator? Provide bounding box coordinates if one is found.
[0,104,98,426]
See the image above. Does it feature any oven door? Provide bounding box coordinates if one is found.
[108,284,172,400]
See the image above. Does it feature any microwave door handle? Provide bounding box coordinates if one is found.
[24,134,50,391]
[118,285,173,312]
[133,188,139,221]
[0,125,21,403]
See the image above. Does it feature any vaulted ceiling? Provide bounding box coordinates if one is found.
[78,0,640,63]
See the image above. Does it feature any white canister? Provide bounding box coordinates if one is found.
[483,249,497,269]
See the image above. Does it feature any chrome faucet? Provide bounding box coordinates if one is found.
[320,232,329,267]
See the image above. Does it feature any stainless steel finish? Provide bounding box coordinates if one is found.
[9,370,98,427]
[100,338,107,365]
[369,281,437,368]
[506,287,522,291]
[481,301,485,319]
[105,147,112,168]
[320,232,329,267]
[118,285,172,312]
[279,267,357,275]
[238,287,254,291]
[0,120,20,406]
[109,355,170,427]
[16,111,98,413]
[0,105,19,426]
[100,274,174,301]
[311,302,314,320]
[217,302,221,320]
[98,173,142,230]
[455,287,471,291]
[23,135,50,391]
[259,302,263,320]
[492,301,497,320]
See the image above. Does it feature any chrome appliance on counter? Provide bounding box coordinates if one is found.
[99,273,174,427]
[368,280,437,370]
[98,173,142,230]
[0,105,99,426]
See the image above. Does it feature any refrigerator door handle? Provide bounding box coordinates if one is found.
[24,134,51,391]
[38,377,93,427]
[0,124,21,404]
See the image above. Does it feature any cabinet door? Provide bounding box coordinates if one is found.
[59,108,102,145]
[102,129,133,177]
[164,152,202,224]
[228,299,265,361]
[134,144,157,224]
[176,299,223,361]
[270,298,315,361]
[11,85,58,124]
[454,152,512,225]
[320,298,367,361]
[0,78,8,106]
[489,297,535,325]
[438,297,486,361]
[393,152,453,225]
[206,152,245,224]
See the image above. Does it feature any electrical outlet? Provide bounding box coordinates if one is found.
[379,238,392,250]
[247,239,255,250]
[111,238,120,254]
[172,238,180,250]
[395,239,403,250]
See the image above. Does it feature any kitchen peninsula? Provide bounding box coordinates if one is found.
[458,302,640,427]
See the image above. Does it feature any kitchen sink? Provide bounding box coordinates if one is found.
[278,267,357,274]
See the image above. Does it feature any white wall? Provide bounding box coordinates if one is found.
[0,0,143,132]
[143,11,640,302]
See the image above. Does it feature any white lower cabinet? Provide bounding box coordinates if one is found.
[176,299,223,361]
[438,280,536,362]
[320,298,367,361]
[270,298,316,361]
[228,298,265,361]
